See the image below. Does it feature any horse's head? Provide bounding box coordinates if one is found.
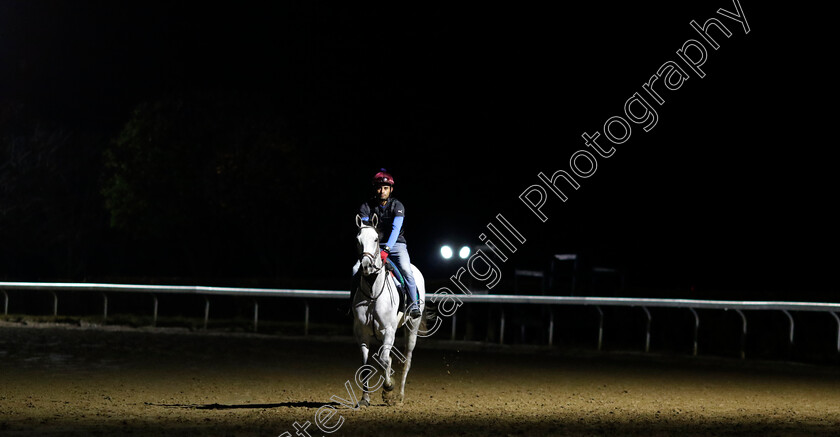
[355,214,382,277]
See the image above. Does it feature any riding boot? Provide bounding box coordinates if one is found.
[406,286,421,318]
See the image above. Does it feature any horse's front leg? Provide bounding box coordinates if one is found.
[355,341,372,407]
[354,324,373,408]
[379,327,397,392]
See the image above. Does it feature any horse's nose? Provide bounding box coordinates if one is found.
[359,261,371,275]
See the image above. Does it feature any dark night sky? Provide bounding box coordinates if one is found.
[1,1,837,300]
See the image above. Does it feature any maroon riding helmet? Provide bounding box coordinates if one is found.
[372,169,394,186]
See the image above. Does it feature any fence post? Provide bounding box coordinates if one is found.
[499,308,505,345]
[781,310,794,348]
[596,306,604,351]
[253,300,259,332]
[51,291,58,316]
[689,307,700,356]
[304,301,310,336]
[830,312,840,354]
[642,306,651,353]
[548,309,554,346]
[152,295,158,327]
[2,290,8,315]
[735,309,747,359]
[102,293,108,321]
[203,297,210,330]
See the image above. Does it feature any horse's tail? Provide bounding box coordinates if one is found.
[419,298,438,334]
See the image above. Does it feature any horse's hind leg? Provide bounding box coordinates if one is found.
[399,329,418,403]
[398,349,413,403]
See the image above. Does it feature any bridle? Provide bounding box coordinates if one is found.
[359,251,381,272]
[357,226,389,301]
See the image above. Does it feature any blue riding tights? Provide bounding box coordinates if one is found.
[384,243,418,304]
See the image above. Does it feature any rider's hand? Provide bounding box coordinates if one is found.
[380,249,389,263]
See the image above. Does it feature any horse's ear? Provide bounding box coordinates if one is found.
[371,214,379,228]
[355,214,363,228]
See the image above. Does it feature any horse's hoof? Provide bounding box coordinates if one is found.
[356,399,370,408]
[383,382,394,392]
[382,389,396,406]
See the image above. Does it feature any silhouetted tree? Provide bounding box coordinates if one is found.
[101,92,318,280]
[1,102,105,279]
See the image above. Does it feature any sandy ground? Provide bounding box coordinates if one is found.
[1,321,840,437]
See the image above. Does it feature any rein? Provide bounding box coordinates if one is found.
[357,246,388,301]
[359,270,389,302]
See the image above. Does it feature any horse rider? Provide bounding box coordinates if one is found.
[355,169,421,318]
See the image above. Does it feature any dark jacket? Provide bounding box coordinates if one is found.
[358,197,406,247]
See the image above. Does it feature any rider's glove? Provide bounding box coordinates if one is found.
[380,247,390,263]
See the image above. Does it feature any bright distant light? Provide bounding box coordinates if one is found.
[440,245,453,259]
[459,246,471,259]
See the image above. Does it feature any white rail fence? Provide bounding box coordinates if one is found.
[2,282,839,358]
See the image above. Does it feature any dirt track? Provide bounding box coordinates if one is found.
[1,322,839,436]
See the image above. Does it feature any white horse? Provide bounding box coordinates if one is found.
[353,215,426,406]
